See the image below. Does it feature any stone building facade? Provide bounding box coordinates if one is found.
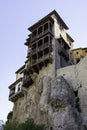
[72,47,87,64]
[8,10,87,130]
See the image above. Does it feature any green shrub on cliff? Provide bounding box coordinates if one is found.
[4,120,18,130]
[4,118,45,130]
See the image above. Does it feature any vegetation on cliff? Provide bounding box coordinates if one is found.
[4,112,45,130]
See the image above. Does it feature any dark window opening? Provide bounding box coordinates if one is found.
[38,51,43,58]
[44,36,48,44]
[38,40,43,47]
[44,48,49,55]
[18,84,21,91]
[60,38,69,50]
[50,22,52,32]
[32,54,37,60]
[38,26,42,34]
[32,30,37,37]
[50,36,52,44]
[76,52,79,54]
[32,43,37,50]
[32,54,37,64]
[76,59,80,63]
[44,22,48,31]
[64,43,68,50]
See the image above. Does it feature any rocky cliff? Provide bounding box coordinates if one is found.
[13,56,87,130]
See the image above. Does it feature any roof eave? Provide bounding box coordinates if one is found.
[15,65,25,74]
[28,10,68,32]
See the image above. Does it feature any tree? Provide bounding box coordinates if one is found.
[4,118,45,130]
[6,111,13,124]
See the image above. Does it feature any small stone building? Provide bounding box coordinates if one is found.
[72,47,87,64]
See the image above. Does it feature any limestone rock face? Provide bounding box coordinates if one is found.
[50,77,85,130]
[50,77,75,108]
[37,76,85,130]
[12,56,87,130]
[39,76,51,114]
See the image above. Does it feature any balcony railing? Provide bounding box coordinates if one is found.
[31,29,53,42]
[38,42,50,51]
[9,89,24,102]
[30,43,51,56]
[22,75,33,87]
[31,48,37,55]
[28,53,52,68]
[58,47,69,60]
[24,53,53,79]
[9,91,15,97]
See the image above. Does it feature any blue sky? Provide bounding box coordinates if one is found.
[0,0,87,122]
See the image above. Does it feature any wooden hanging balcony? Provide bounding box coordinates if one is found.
[58,46,69,60]
[30,44,47,56]
[25,53,53,75]
[9,89,24,102]
[38,42,50,51]
[30,29,53,43]
[22,75,34,88]
[30,48,37,55]
[30,43,52,56]
[8,78,24,102]
[29,53,52,68]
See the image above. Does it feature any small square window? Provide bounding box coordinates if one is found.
[76,52,79,54]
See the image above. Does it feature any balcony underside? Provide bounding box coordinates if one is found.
[22,77,34,88]
[25,54,53,75]
[31,30,53,43]
[25,30,53,46]
[30,43,52,56]
[23,54,53,88]
[9,90,24,102]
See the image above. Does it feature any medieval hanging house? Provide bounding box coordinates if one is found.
[8,10,77,128]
